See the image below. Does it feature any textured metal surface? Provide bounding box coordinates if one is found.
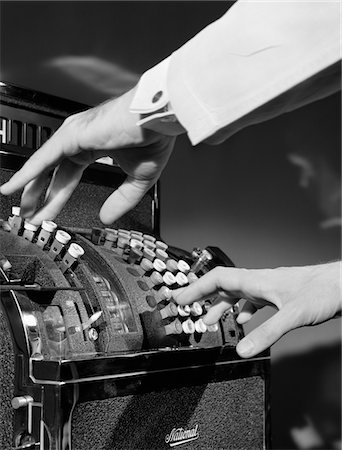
[72,377,265,450]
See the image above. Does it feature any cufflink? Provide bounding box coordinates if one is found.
[137,107,185,137]
[152,91,163,103]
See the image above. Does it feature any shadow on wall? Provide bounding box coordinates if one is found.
[271,342,341,450]
[45,56,139,98]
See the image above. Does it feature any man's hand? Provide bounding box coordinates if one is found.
[173,262,341,358]
[0,87,175,225]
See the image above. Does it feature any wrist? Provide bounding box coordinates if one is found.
[304,262,342,321]
[130,59,186,138]
[115,86,165,147]
[325,261,342,314]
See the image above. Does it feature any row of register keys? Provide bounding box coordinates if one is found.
[2,206,220,338]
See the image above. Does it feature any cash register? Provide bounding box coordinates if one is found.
[0,82,270,450]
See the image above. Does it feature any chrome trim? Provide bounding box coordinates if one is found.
[0,267,31,355]
[30,355,270,386]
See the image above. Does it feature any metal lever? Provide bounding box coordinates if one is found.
[12,443,38,450]
[12,446,37,450]
[0,283,85,293]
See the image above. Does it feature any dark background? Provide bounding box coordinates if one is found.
[1,2,341,448]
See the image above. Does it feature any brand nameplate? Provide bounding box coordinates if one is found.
[165,424,199,447]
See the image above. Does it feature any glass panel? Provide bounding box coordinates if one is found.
[42,306,69,358]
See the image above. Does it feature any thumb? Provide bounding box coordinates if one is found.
[236,306,296,358]
[99,176,157,224]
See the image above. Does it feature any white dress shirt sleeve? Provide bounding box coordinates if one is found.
[130,1,341,145]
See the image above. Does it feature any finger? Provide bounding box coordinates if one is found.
[175,267,259,306]
[172,287,187,301]
[173,286,237,325]
[0,126,76,195]
[202,295,237,325]
[236,301,258,324]
[26,159,84,225]
[236,306,296,358]
[20,172,50,219]
[99,175,158,224]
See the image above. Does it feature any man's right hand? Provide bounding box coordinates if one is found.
[0,87,175,225]
[173,262,342,358]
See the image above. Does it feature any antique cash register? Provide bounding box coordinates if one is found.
[0,82,270,450]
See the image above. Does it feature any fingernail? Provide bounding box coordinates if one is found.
[236,314,243,324]
[237,339,254,357]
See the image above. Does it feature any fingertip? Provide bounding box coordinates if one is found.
[171,287,187,304]
[236,311,253,324]
[236,338,256,358]
[0,183,10,195]
[99,200,122,225]
[20,200,37,220]
[236,301,257,325]
[99,194,127,225]
[24,216,43,227]
[100,176,157,227]
[236,315,244,325]
[99,209,115,226]
[237,308,293,359]
[202,311,219,326]
[19,209,34,221]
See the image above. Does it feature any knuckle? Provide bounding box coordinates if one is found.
[62,114,76,126]
[212,266,226,280]
[62,111,84,128]
[211,266,231,292]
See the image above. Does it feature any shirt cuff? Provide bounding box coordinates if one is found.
[130,57,185,136]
